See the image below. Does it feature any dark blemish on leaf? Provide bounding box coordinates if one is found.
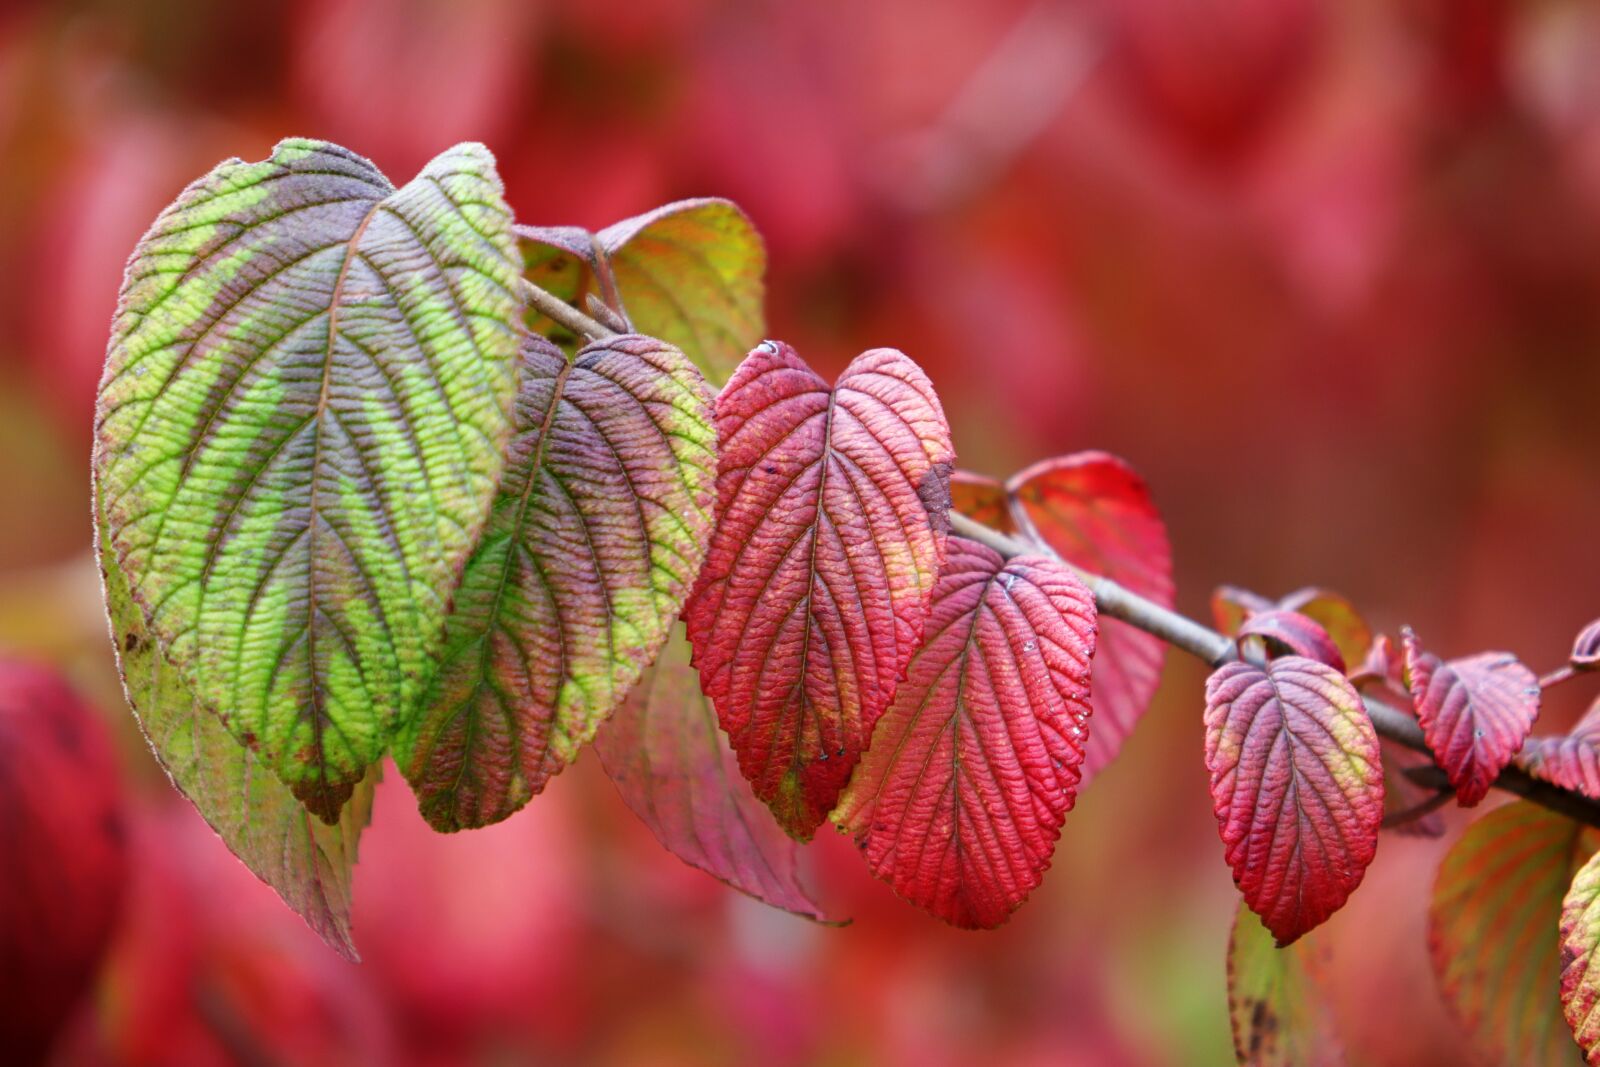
[123,631,142,653]
[241,731,257,747]
[765,465,778,475]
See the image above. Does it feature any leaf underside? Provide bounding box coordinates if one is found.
[1561,846,1600,1064]
[955,452,1174,783]
[519,198,766,384]
[1204,656,1384,945]
[99,529,375,961]
[1227,900,1344,1066]
[593,627,838,923]
[1523,698,1600,801]
[834,538,1097,929]
[1404,629,1540,807]
[1237,611,1345,673]
[397,334,717,831]
[685,341,954,841]
[1431,801,1599,1065]
[94,138,524,821]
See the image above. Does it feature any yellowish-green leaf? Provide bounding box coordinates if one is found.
[1227,901,1344,1066]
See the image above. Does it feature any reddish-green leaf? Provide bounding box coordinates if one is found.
[1522,696,1600,801]
[1238,611,1345,671]
[685,341,953,840]
[1215,587,1371,671]
[1006,452,1173,781]
[1349,633,1404,693]
[948,470,1015,533]
[834,537,1097,929]
[519,199,765,383]
[1204,657,1384,945]
[1213,585,1276,636]
[1431,801,1599,1065]
[397,334,717,831]
[1227,900,1344,1066]
[1573,619,1600,672]
[593,627,838,923]
[1561,847,1600,1063]
[1403,628,1541,807]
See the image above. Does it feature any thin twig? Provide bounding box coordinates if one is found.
[1381,785,1454,830]
[1541,664,1579,691]
[947,511,1600,830]
[521,278,617,341]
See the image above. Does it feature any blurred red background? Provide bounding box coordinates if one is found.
[1,1,1597,1064]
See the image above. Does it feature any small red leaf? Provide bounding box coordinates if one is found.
[835,537,1097,929]
[1212,585,1276,636]
[1402,628,1541,807]
[1521,695,1600,800]
[1007,452,1173,781]
[1573,619,1600,672]
[949,470,1015,534]
[1349,633,1404,693]
[685,341,954,839]
[1238,610,1346,671]
[1204,656,1384,945]
[1275,589,1372,672]
[593,628,839,923]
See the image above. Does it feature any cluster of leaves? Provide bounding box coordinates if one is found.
[1207,588,1600,1064]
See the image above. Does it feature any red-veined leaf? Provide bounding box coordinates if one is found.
[834,537,1097,928]
[1006,452,1173,781]
[1204,656,1384,945]
[1213,585,1276,636]
[1431,801,1600,1065]
[1403,628,1541,807]
[1274,589,1372,673]
[684,341,953,840]
[1349,633,1404,693]
[396,334,717,831]
[948,470,1015,533]
[593,627,839,923]
[1238,610,1345,671]
[1561,846,1600,1063]
[1522,696,1600,800]
[1573,619,1600,672]
[1227,900,1344,1066]
[519,198,765,383]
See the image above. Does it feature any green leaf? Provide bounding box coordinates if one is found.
[1431,801,1599,1065]
[1226,901,1344,1066]
[94,138,524,821]
[99,522,375,961]
[1561,847,1600,1063]
[396,334,717,831]
[518,198,765,383]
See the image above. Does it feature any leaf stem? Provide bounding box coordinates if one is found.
[1541,664,1579,690]
[521,278,617,341]
[947,511,1600,830]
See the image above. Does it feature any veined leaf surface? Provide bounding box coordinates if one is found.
[1237,611,1345,672]
[99,524,375,960]
[1403,628,1540,807]
[1204,657,1384,945]
[685,341,953,840]
[1561,846,1600,1063]
[1522,696,1600,801]
[593,627,837,923]
[834,538,1097,929]
[94,138,523,820]
[519,198,765,383]
[1227,901,1344,1066]
[1431,801,1599,1065]
[398,334,717,831]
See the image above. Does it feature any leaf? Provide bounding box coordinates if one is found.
[1403,628,1541,807]
[1379,738,1447,838]
[1204,657,1384,945]
[1431,801,1600,1065]
[1349,633,1404,693]
[1274,589,1372,673]
[684,341,953,840]
[1522,696,1600,800]
[519,198,766,383]
[1562,847,1600,1064]
[834,538,1097,928]
[94,139,523,821]
[1237,611,1346,671]
[99,530,375,960]
[1573,619,1600,672]
[1227,900,1344,1066]
[1213,585,1276,636]
[948,470,1015,533]
[1005,452,1174,781]
[396,333,717,831]
[592,627,838,923]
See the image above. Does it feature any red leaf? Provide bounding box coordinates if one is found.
[834,537,1097,929]
[1237,610,1346,671]
[948,470,1015,534]
[685,341,954,839]
[1211,585,1276,636]
[1573,618,1600,671]
[1204,657,1384,945]
[1402,628,1541,807]
[1561,845,1600,1064]
[1350,633,1404,693]
[1521,695,1600,800]
[593,628,840,923]
[1275,589,1372,672]
[1006,452,1174,781]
